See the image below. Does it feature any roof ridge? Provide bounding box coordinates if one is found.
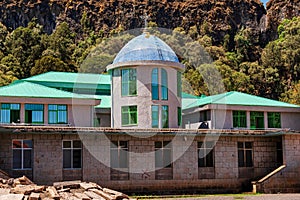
[0,81,97,100]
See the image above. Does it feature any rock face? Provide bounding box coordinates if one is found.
[0,0,299,45]
[266,0,300,40]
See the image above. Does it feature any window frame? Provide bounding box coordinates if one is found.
[121,68,137,96]
[151,68,159,100]
[12,139,32,170]
[25,104,44,124]
[151,105,159,128]
[233,110,247,128]
[161,69,168,100]
[62,140,82,169]
[238,142,253,167]
[162,105,169,128]
[177,107,182,127]
[198,141,215,167]
[0,103,20,123]
[155,141,172,168]
[121,106,138,126]
[110,141,129,169]
[267,112,281,128]
[48,104,68,124]
[177,71,182,98]
[250,111,264,130]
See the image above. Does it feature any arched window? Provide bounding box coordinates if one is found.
[161,69,168,100]
[151,68,159,100]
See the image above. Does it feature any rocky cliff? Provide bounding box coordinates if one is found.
[0,0,299,45]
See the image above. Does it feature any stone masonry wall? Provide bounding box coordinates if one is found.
[256,134,300,193]
[0,131,283,193]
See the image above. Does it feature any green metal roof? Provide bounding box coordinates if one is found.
[94,95,111,109]
[0,81,97,99]
[183,91,300,109]
[22,71,111,91]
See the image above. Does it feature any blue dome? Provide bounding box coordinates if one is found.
[113,34,179,64]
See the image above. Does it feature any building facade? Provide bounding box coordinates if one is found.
[0,32,300,193]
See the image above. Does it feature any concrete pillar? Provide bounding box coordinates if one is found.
[246,111,251,129]
[264,112,268,129]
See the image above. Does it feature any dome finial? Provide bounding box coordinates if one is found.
[140,12,150,35]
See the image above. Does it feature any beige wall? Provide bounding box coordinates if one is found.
[0,97,99,127]
[183,105,300,131]
[111,65,181,129]
[281,112,300,130]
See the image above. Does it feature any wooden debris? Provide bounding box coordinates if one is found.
[46,186,59,200]
[89,189,115,200]
[74,192,91,200]
[0,176,131,200]
[53,180,81,189]
[0,188,10,195]
[29,192,40,200]
[80,182,101,190]
[84,191,106,200]
[103,188,129,199]
[18,176,34,185]
[0,194,24,200]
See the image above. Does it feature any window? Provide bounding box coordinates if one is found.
[110,141,129,180]
[48,105,67,124]
[161,69,168,100]
[162,105,169,128]
[25,104,44,124]
[250,111,264,129]
[177,107,182,127]
[151,68,159,100]
[198,141,214,167]
[177,71,182,98]
[110,141,128,169]
[152,105,159,128]
[233,111,247,128]
[155,141,171,168]
[268,112,281,128]
[63,140,82,169]
[12,140,32,169]
[121,69,137,96]
[121,106,137,126]
[238,142,253,167]
[0,103,20,123]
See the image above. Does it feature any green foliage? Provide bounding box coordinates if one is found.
[5,20,44,79]
[31,56,71,76]
[262,16,300,98]
[281,81,300,105]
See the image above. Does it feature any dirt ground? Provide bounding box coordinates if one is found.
[148,193,300,200]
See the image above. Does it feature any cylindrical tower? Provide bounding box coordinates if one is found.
[107,33,185,129]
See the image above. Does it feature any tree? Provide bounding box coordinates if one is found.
[280,81,300,105]
[5,20,44,79]
[262,17,300,98]
[31,56,71,76]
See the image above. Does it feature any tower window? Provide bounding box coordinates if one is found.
[161,69,168,100]
[152,105,159,128]
[121,69,137,96]
[162,105,169,128]
[121,106,137,126]
[151,68,159,100]
[177,71,182,98]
